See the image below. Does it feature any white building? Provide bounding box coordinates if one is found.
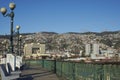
[24,43,45,57]
[85,44,92,56]
[93,43,99,55]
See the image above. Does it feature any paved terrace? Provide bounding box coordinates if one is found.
[18,65,59,80]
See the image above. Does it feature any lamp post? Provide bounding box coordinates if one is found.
[0,2,16,53]
[16,25,20,55]
[19,35,22,56]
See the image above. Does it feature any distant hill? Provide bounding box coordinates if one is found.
[81,31,120,36]
[0,30,120,38]
[0,34,9,39]
[41,32,58,34]
[65,32,81,34]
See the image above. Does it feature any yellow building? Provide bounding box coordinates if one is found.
[24,43,45,57]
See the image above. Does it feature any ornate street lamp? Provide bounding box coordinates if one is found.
[0,2,16,53]
[16,25,20,55]
[19,35,22,56]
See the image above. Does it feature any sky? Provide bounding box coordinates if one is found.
[0,0,120,34]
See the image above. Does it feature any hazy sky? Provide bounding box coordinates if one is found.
[0,0,120,34]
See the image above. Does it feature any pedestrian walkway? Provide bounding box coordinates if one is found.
[18,65,59,80]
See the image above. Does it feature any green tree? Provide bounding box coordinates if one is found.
[100,39,113,47]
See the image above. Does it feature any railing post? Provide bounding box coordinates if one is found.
[54,59,56,73]
[72,62,76,80]
[42,59,44,68]
[61,61,63,77]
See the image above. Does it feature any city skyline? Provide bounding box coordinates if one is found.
[0,0,120,35]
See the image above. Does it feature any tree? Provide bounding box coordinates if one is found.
[114,40,120,49]
[100,39,113,47]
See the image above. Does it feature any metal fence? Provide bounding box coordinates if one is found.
[24,59,120,80]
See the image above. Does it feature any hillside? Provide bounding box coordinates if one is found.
[0,31,120,54]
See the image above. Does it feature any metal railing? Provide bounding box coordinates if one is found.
[24,59,120,80]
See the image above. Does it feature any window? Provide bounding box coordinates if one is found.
[32,48,39,54]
